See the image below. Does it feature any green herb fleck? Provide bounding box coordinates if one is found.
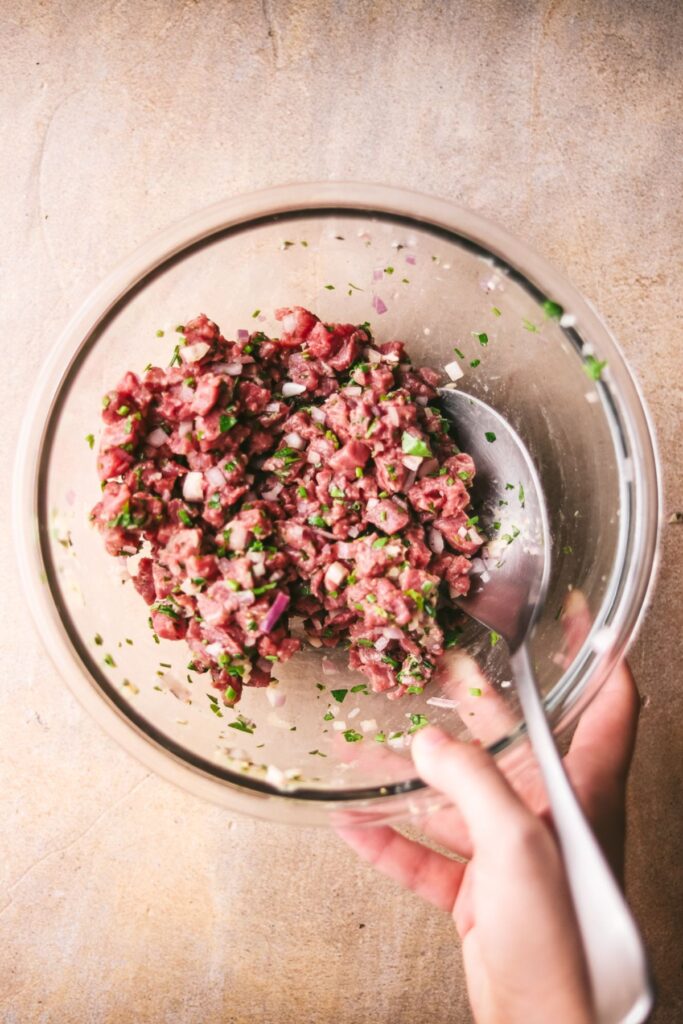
[584,355,607,381]
[401,432,432,458]
[490,631,501,647]
[85,433,95,449]
[470,358,481,368]
[469,687,482,697]
[485,431,496,443]
[331,689,348,703]
[542,299,563,320]
[219,413,237,433]
[104,653,116,668]
[343,729,363,742]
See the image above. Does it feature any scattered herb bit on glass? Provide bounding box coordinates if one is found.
[542,299,563,320]
[485,431,496,443]
[584,355,607,380]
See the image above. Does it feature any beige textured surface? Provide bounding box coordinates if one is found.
[2,1,682,1021]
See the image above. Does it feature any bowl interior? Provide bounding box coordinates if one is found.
[35,205,637,814]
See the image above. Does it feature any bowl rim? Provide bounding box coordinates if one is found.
[13,181,662,825]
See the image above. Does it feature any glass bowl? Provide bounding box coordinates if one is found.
[13,183,660,826]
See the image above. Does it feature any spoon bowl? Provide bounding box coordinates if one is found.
[438,387,551,649]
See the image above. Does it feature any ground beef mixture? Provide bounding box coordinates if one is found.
[91,307,483,706]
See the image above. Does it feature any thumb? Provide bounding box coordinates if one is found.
[412,727,534,852]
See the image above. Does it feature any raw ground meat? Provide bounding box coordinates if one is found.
[90,308,483,706]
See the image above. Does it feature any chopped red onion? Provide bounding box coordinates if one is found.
[402,454,423,472]
[322,657,337,675]
[281,313,297,333]
[284,431,305,450]
[416,395,429,406]
[428,527,444,554]
[374,635,390,652]
[418,458,439,478]
[367,347,382,363]
[182,471,204,502]
[261,484,283,501]
[265,402,282,414]
[310,406,326,424]
[260,592,290,634]
[444,360,464,382]
[307,450,322,466]
[324,561,348,590]
[146,427,168,448]
[372,268,383,281]
[282,381,306,397]
[266,687,287,708]
[387,406,401,428]
[381,625,405,641]
[335,542,353,559]
[235,589,255,605]
[403,469,417,490]
[180,342,211,363]
[372,294,388,315]
[236,329,249,341]
[223,362,243,376]
[406,254,416,265]
[205,465,226,489]
[178,419,194,438]
[227,521,249,551]
[342,386,362,397]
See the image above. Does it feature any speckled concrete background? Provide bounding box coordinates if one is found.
[1,1,681,1021]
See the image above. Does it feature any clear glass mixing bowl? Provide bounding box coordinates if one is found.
[13,183,660,826]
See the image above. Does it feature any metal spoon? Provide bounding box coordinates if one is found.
[438,388,653,1024]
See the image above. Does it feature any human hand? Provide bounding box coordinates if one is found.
[339,597,640,1024]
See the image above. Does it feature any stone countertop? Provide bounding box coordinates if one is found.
[1,2,681,1021]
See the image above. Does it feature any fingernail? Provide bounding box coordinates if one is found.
[413,726,449,752]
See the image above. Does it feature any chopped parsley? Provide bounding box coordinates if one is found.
[219,413,237,433]
[331,689,348,703]
[492,306,502,317]
[542,299,563,320]
[470,358,481,368]
[469,687,482,697]
[85,433,95,449]
[103,653,116,668]
[228,718,254,734]
[401,432,432,458]
[485,431,496,443]
[474,332,488,346]
[584,355,607,380]
[177,509,193,526]
[343,729,363,742]
[408,713,429,733]
[489,631,501,647]
[453,347,465,359]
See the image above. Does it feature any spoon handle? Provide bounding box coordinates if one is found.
[510,644,653,1024]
